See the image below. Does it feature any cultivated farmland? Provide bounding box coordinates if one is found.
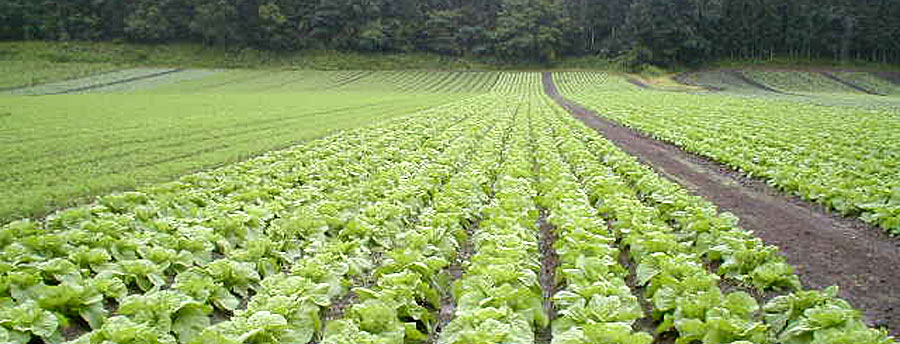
[0,66,896,344]
[556,71,900,234]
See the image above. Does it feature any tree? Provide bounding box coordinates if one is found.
[624,0,712,65]
[493,0,566,61]
[125,0,191,42]
[1,0,899,64]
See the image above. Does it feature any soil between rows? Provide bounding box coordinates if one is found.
[541,72,900,335]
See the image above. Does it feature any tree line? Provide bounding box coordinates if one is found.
[1,0,899,65]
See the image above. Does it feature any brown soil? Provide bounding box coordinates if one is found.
[431,223,476,343]
[618,245,675,344]
[324,291,359,321]
[819,71,884,95]
[542,72,900,335]
[535,210,559,344]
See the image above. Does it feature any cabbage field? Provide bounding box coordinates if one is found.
[0,67,895,344]
[556,71,900,235]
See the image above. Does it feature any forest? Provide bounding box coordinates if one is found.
[1,0,899,66]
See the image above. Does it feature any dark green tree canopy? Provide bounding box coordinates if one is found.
[2,0,898,64]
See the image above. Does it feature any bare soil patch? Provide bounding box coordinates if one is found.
[542,72,900,335]
[535,210,558,344]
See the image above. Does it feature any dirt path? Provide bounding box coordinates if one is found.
[542,72,900,335]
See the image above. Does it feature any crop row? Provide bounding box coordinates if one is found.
[321,99,515,343]
[557,72,900,234]
[531,98,653,344]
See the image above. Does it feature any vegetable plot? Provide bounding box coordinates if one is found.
[0,72,893,344]
[557,71,900,235]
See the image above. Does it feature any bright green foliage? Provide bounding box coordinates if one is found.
[765,287,894,344]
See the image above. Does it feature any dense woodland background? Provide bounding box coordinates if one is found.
[1,0,899,66]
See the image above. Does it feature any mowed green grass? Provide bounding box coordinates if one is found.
[0,69,492,221]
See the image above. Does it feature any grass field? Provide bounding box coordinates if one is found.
[0,69,489,221]
[0,64,894,344]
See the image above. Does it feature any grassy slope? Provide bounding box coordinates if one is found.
[0,69,489,221]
